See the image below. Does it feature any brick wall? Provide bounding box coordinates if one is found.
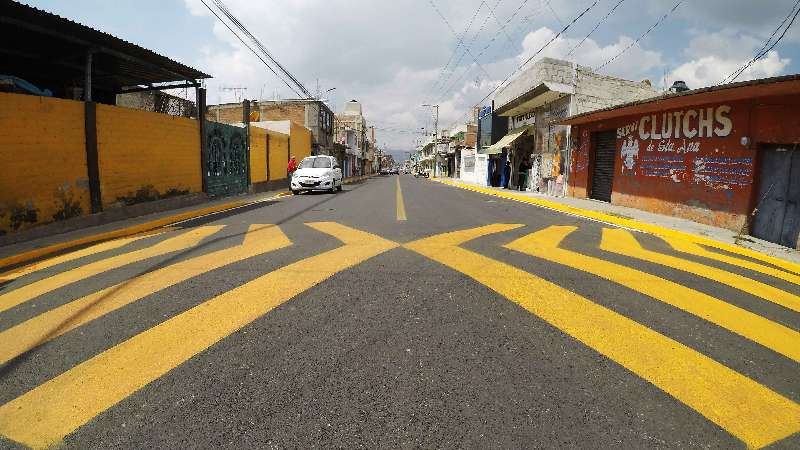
[96,104,201,208]
[0,93,90,234]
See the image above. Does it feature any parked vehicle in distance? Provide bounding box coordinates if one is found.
[291,155,342,194]
[380,168,390,175]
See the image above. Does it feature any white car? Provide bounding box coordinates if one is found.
[291,155,343,194]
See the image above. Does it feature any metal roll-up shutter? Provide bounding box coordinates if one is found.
[590,130,617,202]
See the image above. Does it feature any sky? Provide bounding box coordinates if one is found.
[22,0,800,157]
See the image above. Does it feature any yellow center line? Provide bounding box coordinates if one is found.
[0,226,222,315]
[396,175,407,221]
[506,226,800,362]
[0,224,292,366]
[601,229,800,313]
[665,235,800,286]
[0,229,169,283]
[0,222,398,450]
[404,225,800,449]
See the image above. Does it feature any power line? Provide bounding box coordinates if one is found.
[564,0,625,59]
[720,0,800,84]
[426,1,488,98]
[592,0,683,73]
[429,0,506,104]
[446,0,599,129]
[199,0,303,98]
[426,0,495,83]
[434,0,536,104]
[211,0,313,97]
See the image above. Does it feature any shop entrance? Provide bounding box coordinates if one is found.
[752,144,800,248]
[590,130,616,202]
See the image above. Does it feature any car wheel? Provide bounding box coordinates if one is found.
[292,190,299,195]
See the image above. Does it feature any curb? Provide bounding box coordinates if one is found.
[433,178,800,274]
[0,192,291,271]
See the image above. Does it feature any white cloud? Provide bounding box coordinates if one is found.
[669,51,790,88]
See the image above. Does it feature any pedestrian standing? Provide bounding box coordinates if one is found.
[287,156,298,186]
[518,158,531,191]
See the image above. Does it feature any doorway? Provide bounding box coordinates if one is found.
[752,144,800,248]
[590,130,616,202]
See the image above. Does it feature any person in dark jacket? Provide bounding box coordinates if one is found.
[518,158,531,191]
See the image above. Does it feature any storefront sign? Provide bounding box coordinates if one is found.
[478,105,493,119]
[512,110,535,128]
[615,105,750,188]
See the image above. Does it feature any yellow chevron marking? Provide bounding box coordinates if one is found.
[506,226,800,362]
[0,222,398,450]
[601,228,800,313]
[405,225,800,449]
[0,225,291,366]
[0,226,222,315]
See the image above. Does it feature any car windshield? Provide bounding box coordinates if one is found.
[299,157,331,169]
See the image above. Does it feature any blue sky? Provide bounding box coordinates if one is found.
[21,0,800,152]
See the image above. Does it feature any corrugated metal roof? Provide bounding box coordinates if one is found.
[561,73,800,126]
[0,0,210,96]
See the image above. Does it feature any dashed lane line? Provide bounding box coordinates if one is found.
[396,175,407,221]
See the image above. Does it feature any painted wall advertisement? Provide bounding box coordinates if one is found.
[615,104,753,190]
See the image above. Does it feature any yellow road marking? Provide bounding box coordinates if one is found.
[665,236,800,286]
[396,176,407,221]
[0,222,398,450]
[0,230,168,282]
[404,225,800,449]
[435,178,800,275]
[506,226,800,362]
[0,226,222,315]
[601,229,800,313]
[0,225,291,366]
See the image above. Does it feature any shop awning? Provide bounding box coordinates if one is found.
[481,125,531,155]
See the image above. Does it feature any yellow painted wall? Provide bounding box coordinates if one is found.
[96,104,201,208]
[290,122,312,161]
[267,129,289,181]
[0,93,90,234]
[249,126,268,183]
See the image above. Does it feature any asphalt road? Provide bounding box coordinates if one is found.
[0,174,798,449]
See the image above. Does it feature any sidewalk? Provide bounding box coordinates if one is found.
[0,174,376,271]
[434,177,800,268]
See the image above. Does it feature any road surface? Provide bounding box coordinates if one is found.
[0,175,798,449]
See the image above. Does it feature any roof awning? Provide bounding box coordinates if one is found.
[495,81,574,117]
[481,125,531,155]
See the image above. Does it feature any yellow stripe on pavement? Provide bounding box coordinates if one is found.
[0,230,168,283]
[0,226,222,315]
[506,226,800,362]
[601,228,800,313]
[404,225,800,449]
[0,222,398,450]
[396,175,407,221]
[0,225,291,366]
[665,236,800,286]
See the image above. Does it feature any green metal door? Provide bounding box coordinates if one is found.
[205,121,248,197]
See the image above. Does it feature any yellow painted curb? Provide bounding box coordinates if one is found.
[434,178,800,274]
[0,193,291,271]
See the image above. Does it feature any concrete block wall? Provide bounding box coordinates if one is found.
[573,67,659,115]
[96,104,202,209]
[0,93,90,234]
[495,58,576,109]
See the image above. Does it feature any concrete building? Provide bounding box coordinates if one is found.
[207,99,335,155]
[489,57,659,194]
[335,100,369,177]
[562,74,800,248]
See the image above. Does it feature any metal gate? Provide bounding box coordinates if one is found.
[205,121,248,197]
[590,130,616,202]
[752,145,800,248]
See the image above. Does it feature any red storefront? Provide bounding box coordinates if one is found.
[563,75,800,248]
